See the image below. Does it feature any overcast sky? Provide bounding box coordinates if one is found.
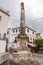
[0,0,43,33]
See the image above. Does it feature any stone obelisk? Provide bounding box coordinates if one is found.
[20,2,25,35]
[18,2,28,51]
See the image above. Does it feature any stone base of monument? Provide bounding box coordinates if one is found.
[12,51,34,65]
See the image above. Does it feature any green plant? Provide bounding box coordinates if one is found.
[35,39,43,47]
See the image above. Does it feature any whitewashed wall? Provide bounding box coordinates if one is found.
[0,40,6,53]
[8,27,36,43]
[8,28,20,43]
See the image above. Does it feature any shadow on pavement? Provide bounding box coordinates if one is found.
[0,60,40,65]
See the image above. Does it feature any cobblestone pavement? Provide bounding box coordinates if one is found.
[0,53,43,65]
[33,53,43,65]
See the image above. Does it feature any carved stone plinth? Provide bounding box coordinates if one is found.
[17,34,28,51]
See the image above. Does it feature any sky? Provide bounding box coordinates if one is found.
[0,0,43,33]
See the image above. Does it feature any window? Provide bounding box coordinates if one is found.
[27,29,29,33]
[14,37,18,43]
[7,31,9,35]
[0,33,1,37]
[19,29,21,32]
[27,37,29,43]
[33,38,34,42]
[30,37,32,41]
[0,16,1,21]
[16,29,17,32]
[32,31,34,34]
[3,33,6,38]
[13,30,15,33]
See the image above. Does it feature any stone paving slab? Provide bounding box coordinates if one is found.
[32,53,43,65]
[0,52,9,64]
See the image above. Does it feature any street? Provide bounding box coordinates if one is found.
[33,53,43,65]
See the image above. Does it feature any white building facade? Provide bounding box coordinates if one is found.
[0,8,10,52]
[0,8,10,38]
[7,26,36,44]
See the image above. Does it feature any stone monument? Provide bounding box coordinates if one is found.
[12,2,34,64]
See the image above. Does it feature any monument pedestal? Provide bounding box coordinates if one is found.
[13,34,34,63]
[17,34,28,51]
